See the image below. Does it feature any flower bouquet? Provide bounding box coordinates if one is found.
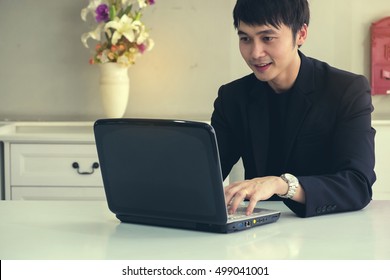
[81,0,155,67]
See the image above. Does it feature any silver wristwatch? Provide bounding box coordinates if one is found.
[278,173,299,199]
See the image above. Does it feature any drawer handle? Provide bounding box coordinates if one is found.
[72,162,100,175]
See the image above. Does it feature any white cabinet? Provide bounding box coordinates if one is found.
[10,144,102,187]
[9,143,104,200]
[0,141,4,200]
[11,186,105,200]
[373,120,390,200]
[0,122,105,200]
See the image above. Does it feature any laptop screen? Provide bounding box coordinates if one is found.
[94,119,228,224]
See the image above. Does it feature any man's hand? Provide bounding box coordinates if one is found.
[224,176,288,215]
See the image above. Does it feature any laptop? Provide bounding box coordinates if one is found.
[94,119,281,233]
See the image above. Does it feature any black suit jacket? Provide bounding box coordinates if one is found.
[211,51,376,217]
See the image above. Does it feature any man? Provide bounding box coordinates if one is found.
[211,0,376,218]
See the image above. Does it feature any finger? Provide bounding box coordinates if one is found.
[224,182,244,206]
[225,180,244,189]
[246,198,258,215]
[228,189,248,214]
[224,181,243,196]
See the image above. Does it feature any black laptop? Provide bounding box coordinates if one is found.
[94,119,280,233]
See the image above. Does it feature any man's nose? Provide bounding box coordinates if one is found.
[251,42,266,59]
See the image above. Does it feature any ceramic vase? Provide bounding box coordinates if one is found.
[99,63,130,118]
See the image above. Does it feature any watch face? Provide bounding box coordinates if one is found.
[284,173,298,184]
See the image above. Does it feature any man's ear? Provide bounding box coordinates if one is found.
[297,24,308,47]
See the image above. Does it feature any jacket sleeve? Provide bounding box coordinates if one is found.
[211,85,241,180]
[285,75,376,217]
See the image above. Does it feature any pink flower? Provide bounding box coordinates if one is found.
[137,44,147,54]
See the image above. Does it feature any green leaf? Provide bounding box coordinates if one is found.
[123,4,133,16]
[135,11,142,21]
[109,5,116,20]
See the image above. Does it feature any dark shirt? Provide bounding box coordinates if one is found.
[266,86,291,177]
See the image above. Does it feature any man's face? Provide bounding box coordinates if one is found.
[238,21,307,92]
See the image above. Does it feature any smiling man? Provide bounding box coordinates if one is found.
[211,0,376,218]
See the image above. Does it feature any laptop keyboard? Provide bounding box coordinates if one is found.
[228,207,259,221]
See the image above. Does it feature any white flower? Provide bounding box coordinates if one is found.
[117,54,130,66]
[137,0,147,8]
[104,14,142,45]
[145,38,155,51]
[99,50,110,63]
[81,22,105,48]
[135,23,150,44]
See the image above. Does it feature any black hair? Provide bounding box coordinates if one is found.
[233,0,310,38]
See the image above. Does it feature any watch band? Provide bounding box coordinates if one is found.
[278,173,299,199]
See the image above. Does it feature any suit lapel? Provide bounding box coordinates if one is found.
[283,52,315,168]
[283,90,312,168]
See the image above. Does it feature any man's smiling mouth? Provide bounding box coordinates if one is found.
[254,62,272,71]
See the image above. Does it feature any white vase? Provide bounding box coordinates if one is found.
[99,63,130,118]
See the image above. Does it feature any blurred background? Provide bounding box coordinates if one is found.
[0,0,389,121]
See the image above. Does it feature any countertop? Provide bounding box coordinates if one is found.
[0,200,389,260]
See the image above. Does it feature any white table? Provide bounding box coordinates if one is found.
[0,200,389,260]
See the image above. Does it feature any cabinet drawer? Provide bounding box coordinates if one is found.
[11,186,106,200]
[10,144,103,187]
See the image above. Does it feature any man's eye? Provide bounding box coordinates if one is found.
[263,37,274,42]
[239,37,250,42]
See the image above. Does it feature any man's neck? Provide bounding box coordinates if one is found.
[268,52,301,93]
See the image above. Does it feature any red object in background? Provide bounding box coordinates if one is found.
[371,17,390,95]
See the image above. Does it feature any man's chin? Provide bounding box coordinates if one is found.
[252,72,270,82]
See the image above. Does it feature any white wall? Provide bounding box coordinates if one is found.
[0,0,389,121]
[0,0,233,121]
[306,0,390,119]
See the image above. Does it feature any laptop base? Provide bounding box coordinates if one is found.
[117,212,281,233]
